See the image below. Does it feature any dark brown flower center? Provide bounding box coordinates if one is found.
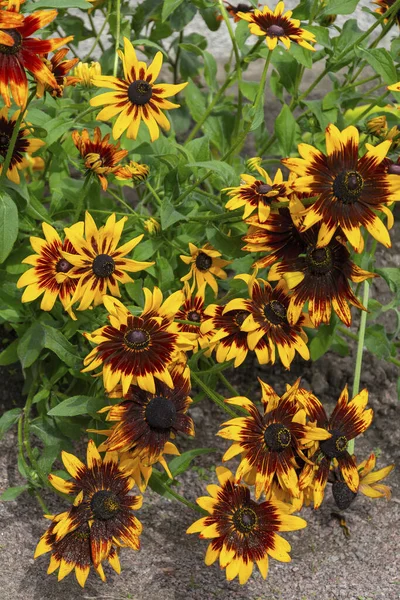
[264,422,291,451]
[306,246,333,275]
[124,328,150,350]
[0,133,9,151]
[56,258,73,273]
[232,503,258,533]
[230,3,253,13]
[128,80,152,105]
[387,163,400,175]
[188,310,201,322]
[263,299,287,325]
[332,480,357,510]
[90,490,120,520]
[233,310,248,327]
[145,396,177,430]
[92,253,115,278]
[257,183,273,195]
[267,24,285,37]
[195,252,212,272]
[320,429,348,459]
[332,170,363,204]
[0,29,22,56]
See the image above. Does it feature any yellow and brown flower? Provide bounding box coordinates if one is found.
[224,273,311,369]
[90,37,187,141]
[72,128,128,191]
[0,4,24,46]
[223,2,256,22]
[82,291,194,395]
[34,514,120,587]
[187,466,307,584]
[238,1,316,51]
[0,107,45,183]
[268,226,377,327]
[200,303,251,367]
[36,48,79,98]
[115,160,150,183]
[73,60,101,87]
[17,222,82,319]
[171,283,213,354]
[218,379,330,499]
[47,440,142,566]
[0,4,73,106]
[282,124,400,252]
[180,243,231,296]
[223,165,289,223]
[332,452,394,510]
[62,211,153,310]
[298,385,374,509]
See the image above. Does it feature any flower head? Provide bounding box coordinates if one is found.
[180,243,231,296]
[268,227,377,327]
[115,160,150,183]
[62,211,154,310]
[218,379,330,498]
[82,291,195,394]
[298,385,374,508]
[201,303,252,367]
[224,273,311,368]
[282,124,400,252]
[90,37,187,141]
[17,222,82,319]
[187,466,307,584]
[47,440,143,566]
[0,107,45,183]
[223,166,289,222]
[73,60,101,87]
[238,1,316,51]
[72,128,128,191]
[172,283,214,354]
[0,4,73,106]
[36,48,79,98]
[223,2,255,22]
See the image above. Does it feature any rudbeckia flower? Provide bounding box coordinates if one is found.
[201,304,252,367]
[238,1,316,51]
[218,379,330,498]
[268,226,377,327]
[298,385,374,509]
[92,366,194,489]
[115,160,150,183]
[180,243,231,296]
[36,48,80,98]
[34,515,121,587]
[62,211,154,310]
[0,5,24,46]
[282,124,400,252]
[0,5,73,106]
[73,60,101,87]
[223,166,289,222]
[332,452,394,510]
[47,440,143,567]
[171,283,214,354]
[0,107,45,183]
[374,0,400,27]
[222,2,255,22]
[17,222,82,319]
[187,466,307,584]
[82,291,195,394]
[90,37,188,141]
[72,128,128,191]
[224,273,311,369]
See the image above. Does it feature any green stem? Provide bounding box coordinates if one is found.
[218,371,240,398]
[73,174,92,221]
[113,0,121,77]
[348,91,389,127]
[146,181,162,207]
[157,478,206,515]
[84,6,110,61]
[107,187,144,217]
[88,12,105,54]
[173,31,183,85]
[348,281,370,455]
[191,371,238,417]
[0,90,35,184]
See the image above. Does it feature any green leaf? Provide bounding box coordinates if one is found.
[168,448,216,478]
[148,470,176,500]
[274,104,297,156]
[37,445,61,475]
[288,43,313,68]
[162,0,185,21]
[0,191,18,264]
[365,324,391,360]
[42,324,80,368]
[320,0,359,15]
[0,408,21,440]
[17,322,45,369]
[0,485,29,501]
[309,317,337,361]
[132,38,168,58]
[0,338,19,366]
[47,395,105,417]
[160,200,187,230]
[376,268,400,297]
[355,48,397,85]
[186,161,236,186]
[25,0,90,8]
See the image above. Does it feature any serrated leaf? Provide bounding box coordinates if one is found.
[0,191,18,264]
[356,48,397,85]
[0,408,21,440]
[47,395,105,417]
